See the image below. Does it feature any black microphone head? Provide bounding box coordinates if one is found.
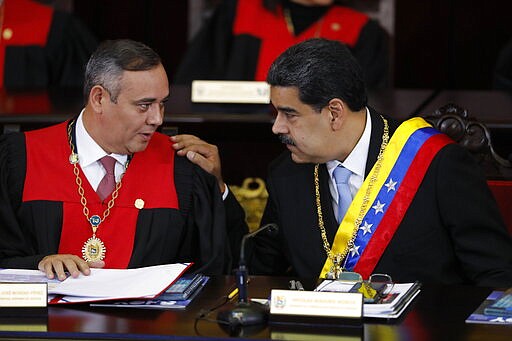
[262,223,278,235]
[217,301,269,327]
[239,223,279,269]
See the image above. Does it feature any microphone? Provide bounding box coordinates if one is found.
[217,223,278,327]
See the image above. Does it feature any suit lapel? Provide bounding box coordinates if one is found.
[365,108,400,178]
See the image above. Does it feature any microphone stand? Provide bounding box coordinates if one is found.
[217,224,278,327]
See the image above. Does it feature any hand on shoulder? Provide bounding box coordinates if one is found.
[170,134,226,193]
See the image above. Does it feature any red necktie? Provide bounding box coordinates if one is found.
[97,156,116,201]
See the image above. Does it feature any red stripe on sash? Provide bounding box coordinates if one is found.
[354,134,453,278]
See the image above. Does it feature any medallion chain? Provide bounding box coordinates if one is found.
[315,115,389,277]
[67,120,126,261]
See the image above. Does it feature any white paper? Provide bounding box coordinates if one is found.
[314,280,421,318]
[362,283,417,314]
[0,263,190,304]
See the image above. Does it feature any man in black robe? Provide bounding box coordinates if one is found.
[1,0,97,89]
[0,39,246,280]
[174,0,388,89]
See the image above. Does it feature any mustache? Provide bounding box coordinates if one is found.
[278,134,295,146]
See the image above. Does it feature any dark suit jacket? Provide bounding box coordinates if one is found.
[247,109,512,287]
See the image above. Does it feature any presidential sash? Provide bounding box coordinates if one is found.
[320,117,454,279]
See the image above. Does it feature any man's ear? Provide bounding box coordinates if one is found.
[89,85,106,112]
[328,98,345,129]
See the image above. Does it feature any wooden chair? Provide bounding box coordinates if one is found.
[422,103,511,169]
[230,177,268,232]
[422,103,512,234]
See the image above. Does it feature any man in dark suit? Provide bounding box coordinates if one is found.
[174,38,512,287]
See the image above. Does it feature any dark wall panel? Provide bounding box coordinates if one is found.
[395,0,512,89]
[73,0,188,79]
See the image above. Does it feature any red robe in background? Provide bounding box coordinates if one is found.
[175,0,388,88]
[0,0,97,89]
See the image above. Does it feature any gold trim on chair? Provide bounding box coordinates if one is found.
[230,177,268,232]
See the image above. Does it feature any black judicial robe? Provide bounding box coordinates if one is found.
[0,122,241,275]
[174,0,389,88]
[1,0,97,89]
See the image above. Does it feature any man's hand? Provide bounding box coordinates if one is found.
[171,134,226,193]
[38,254,105,281]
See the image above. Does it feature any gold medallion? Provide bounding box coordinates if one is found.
[82,236,106,262]
[326,254,344,279]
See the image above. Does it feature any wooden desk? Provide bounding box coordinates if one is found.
[0,276,508,341]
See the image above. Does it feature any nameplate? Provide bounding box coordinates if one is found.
[271,331,361,341]
[270,289,362,318]
[0,283,47,307]
[191,80,270,104]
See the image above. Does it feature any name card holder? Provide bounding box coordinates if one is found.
[269,289,363,327]
[0,282,48,317]
[191,80,270,104]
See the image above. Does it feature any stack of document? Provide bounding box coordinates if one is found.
[0,263,190,304]
[362,283,421,318]
[315,280,422,319]
[466,289,512,325]
[91,274,209,310]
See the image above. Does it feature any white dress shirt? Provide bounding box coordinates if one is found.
[75,111,128,191]
[326,108,372,219]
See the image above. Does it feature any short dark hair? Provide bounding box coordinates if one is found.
[83,39,162,103]
[266,38,367,112]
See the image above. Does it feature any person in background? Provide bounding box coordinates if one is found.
[174,0,388,89]
[0,0,97,89]
[0,39,245,280]
[175,38,512,287]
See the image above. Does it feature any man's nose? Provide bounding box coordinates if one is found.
[147,104,164,126]
[272,113,287,135]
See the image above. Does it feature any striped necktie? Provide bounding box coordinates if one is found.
[333,165,353,223]
[97,156,116,201]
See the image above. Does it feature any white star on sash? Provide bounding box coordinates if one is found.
[359,221,373,235]
[372,200,385,214]
[384,178,397,192]
[349,245,360,257]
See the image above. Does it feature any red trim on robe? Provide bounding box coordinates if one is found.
[23,121,179,268]
[354,134,454,278]
[0,89,51,114]
[233,0,369,81]
[487,180,512,235]
[0,0,53,87]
